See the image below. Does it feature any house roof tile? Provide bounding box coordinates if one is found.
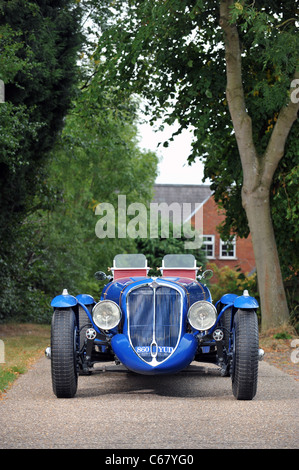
[152,184,212,224]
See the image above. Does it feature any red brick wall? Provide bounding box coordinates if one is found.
[192,196,255,277]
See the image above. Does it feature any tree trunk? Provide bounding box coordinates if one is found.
[242,186,289,330]
[219,0,298,331]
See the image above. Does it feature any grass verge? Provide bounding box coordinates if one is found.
[0,322,298,396]
[0,323,50,397]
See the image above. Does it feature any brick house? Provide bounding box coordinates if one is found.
[153,184,256,278]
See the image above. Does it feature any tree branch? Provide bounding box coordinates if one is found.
[219,0,259,188]
[263,71,299,186]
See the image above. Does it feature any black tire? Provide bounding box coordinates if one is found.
[51,309,78,398]
[231,309,259,400]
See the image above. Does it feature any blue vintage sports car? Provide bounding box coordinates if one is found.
[47,254,264,400]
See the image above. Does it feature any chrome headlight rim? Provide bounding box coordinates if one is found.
[92,300,121,330]
[187,300,217,331]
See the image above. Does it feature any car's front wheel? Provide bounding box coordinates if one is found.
[51,308,78,398]
[231,309,259,400]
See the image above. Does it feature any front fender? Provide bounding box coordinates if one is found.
[76,294,95,306]
[51,292,78,308]
[234,292,259,309]
[220,293,238,305]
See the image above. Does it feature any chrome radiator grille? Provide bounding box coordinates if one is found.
[127,284,182,364]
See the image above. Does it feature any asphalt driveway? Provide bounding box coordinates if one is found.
[0,357,298,449]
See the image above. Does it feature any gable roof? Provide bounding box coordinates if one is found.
[153,184,212,205]
[152,184,212,224]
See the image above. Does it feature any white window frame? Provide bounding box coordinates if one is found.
[202,235,215,259]
[219,237,236,259]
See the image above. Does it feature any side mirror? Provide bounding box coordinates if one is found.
[197,269,213,282]
[94,271,109,281]
[202,269,213,280]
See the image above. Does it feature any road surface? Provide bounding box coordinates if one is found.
[0,357,298,449]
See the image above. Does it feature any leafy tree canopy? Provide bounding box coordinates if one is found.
[0,0,84,238]
[91,0,298,280]
[0,0,84,320]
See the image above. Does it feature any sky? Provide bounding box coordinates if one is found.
[137,119,208,186]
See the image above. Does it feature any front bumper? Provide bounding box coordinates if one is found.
[111,333,198,375]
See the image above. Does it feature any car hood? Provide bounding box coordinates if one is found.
[100,276,211,307]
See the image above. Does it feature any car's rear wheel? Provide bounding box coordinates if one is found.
[231,309,259,400]
[51,308,78,398]
[79,305,91,350]
[220,305,232,351]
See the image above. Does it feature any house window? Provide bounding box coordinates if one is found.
[220,237,236,259]
[202,235,215,259]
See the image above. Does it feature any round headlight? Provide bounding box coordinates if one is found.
[187,301,217,331]
[92,300,121,330]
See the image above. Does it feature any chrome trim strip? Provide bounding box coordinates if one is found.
[152,285,156,346]
[150,340,158,358]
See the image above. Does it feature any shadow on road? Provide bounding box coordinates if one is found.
[76,362,233,399]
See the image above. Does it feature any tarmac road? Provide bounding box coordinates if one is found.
[0,357,298,450]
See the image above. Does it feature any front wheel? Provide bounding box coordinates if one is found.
[231,309,259,400]
[51,309,78,398]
